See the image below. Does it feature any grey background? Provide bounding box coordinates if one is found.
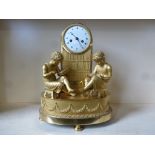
[1,20,155,104]
[0,20,155,134]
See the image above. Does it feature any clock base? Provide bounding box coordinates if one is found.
[40,108,112,123]
[39,106,112,131]
[40,85,112,130]
[40,91,112,131]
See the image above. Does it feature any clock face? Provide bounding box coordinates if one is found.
[63,25,91,53]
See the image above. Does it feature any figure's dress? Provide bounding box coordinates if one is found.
[43,63,64,94]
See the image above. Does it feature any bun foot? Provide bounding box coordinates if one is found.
[74,125,84,131]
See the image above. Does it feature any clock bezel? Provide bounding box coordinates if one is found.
[61,23,93,54]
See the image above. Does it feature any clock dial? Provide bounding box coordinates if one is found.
[64,25,91,53]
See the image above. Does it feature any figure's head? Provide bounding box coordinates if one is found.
[93,51,105,65]
[50,51,63,65]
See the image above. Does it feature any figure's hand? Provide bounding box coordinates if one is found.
[87,73,94,78]
[86,74,91,78]
[58,68,70,76]
[43,71,56,77]
[99,74,110,81]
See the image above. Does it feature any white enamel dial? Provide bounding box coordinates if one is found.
[63,25,91,53]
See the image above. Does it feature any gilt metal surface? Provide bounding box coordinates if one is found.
[40,24,112,130]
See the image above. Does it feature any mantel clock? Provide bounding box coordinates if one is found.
[40,23,112,131]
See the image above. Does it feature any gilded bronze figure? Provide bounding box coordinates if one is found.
[84,51,112,97]
[42,51,76,98]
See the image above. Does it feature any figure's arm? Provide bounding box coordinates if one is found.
[42,64,55,78]
[56,66,62,76]
[101,64,112,80]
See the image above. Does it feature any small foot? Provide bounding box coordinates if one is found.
[70,93,76,97]
[68,88,74,93]
[74,125,84,131]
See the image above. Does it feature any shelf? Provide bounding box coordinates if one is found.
[0,102,155,134]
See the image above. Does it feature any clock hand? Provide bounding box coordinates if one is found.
[70,32,77,38]
[71,33,80,42]
[77,39,84,49]
[70,32,84,49]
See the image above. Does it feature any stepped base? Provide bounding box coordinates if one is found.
[40,107,112,126]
